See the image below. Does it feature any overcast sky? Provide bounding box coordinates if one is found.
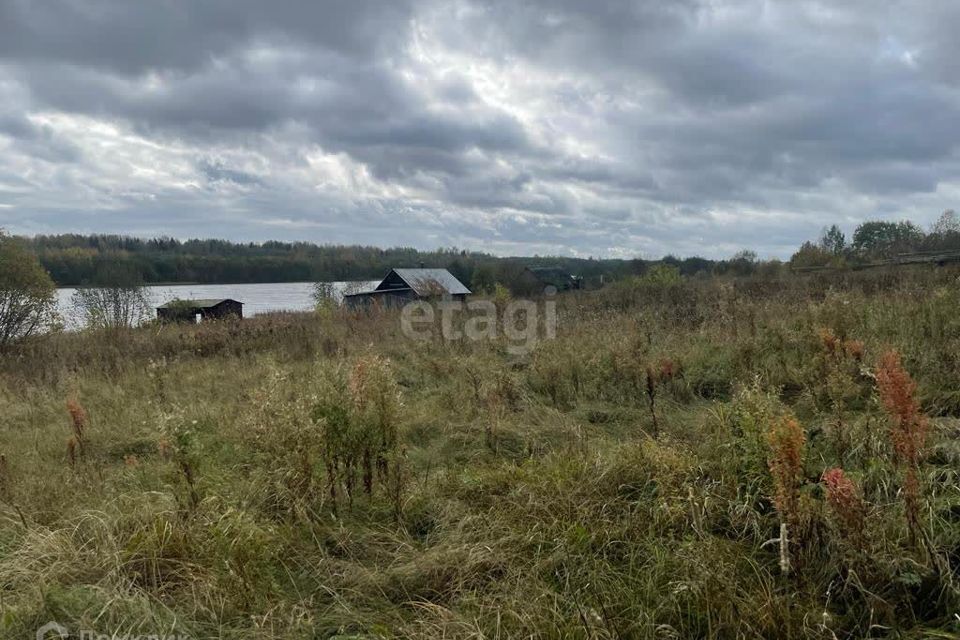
[1,1,958,259]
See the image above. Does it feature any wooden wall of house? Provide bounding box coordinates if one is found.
[375,270,408,291]
[204,300,243,319]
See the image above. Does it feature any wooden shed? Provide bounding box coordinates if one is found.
[157,298,243,323]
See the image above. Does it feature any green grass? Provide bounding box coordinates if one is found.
[1,267,959,638]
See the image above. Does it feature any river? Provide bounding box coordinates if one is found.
[55,280,377,329]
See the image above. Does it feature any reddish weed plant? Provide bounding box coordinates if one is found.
[767,415,806,574]
[875,350,928,544]
[645,357,679,436]
[822,467,867,550]
[66,398,88,464]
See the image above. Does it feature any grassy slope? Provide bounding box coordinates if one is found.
[0,268,959,639]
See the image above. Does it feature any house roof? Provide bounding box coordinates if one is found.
[157,298,242,309]
[382,268,471,296]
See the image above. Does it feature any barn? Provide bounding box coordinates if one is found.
[156,298,243,323]
[344,268,471,309]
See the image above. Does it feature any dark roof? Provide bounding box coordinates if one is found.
[381,268,471,296]
[157,298,242,309]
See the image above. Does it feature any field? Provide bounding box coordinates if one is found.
[1,268,959,639]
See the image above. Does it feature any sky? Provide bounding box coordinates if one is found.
[0,0,958,259]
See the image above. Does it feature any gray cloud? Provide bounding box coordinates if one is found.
[0,1,415,73]
[1,0,959,258]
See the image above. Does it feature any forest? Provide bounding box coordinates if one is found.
[20,234,628,288]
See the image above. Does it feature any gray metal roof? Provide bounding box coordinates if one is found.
[389,269,471,296]
[157,298,241,309]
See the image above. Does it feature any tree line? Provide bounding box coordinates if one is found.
[23,233,639,288]
[18,232,835,290]
[16,210,960,291]
[790,210,960,268]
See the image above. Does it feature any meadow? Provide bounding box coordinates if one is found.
[0,267,959,639]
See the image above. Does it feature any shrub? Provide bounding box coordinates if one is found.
[314,354,404,518]
[71,262,151,330]
[731,377,782,478]
[642,264,681,285]
[0,232,56,346]
[816,328,866,462]
[822,467,866,550]
[312,281,338,313]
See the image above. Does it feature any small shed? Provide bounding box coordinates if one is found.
[518,267,582,293]
[344,268,471,309]
[157,298,243,323]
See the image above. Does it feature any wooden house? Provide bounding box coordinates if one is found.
[344,268,470,309]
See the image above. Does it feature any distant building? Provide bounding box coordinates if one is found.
[157,298,243,322]
[518,266,582,293]
[344,268,471,309]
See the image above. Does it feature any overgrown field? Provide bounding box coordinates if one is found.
[1,268,959,639]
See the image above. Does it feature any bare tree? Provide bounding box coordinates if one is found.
[930,210,960,236]
[0,232,57,346]
[72,263,151,329]
[313,281,338,311]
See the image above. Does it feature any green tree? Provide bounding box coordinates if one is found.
[790,241,833,269]
[0,232,57,346]
[851,220,924,257]
[642,263,682,285]
[470,263,497,294]
[728,250,758,276]
[819,225,846,256]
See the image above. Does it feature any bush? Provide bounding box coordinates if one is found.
[0,232,56,346]
[71,262,151,329]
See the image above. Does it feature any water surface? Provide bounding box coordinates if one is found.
[56,280,377,329]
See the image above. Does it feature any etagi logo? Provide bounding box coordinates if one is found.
[35,621,191,640]
[36,621,68,640]
[400,288,557,355]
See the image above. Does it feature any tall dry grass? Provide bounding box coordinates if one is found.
[0,266,957,637]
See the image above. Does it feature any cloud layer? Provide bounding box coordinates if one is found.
[1,0,958,258]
